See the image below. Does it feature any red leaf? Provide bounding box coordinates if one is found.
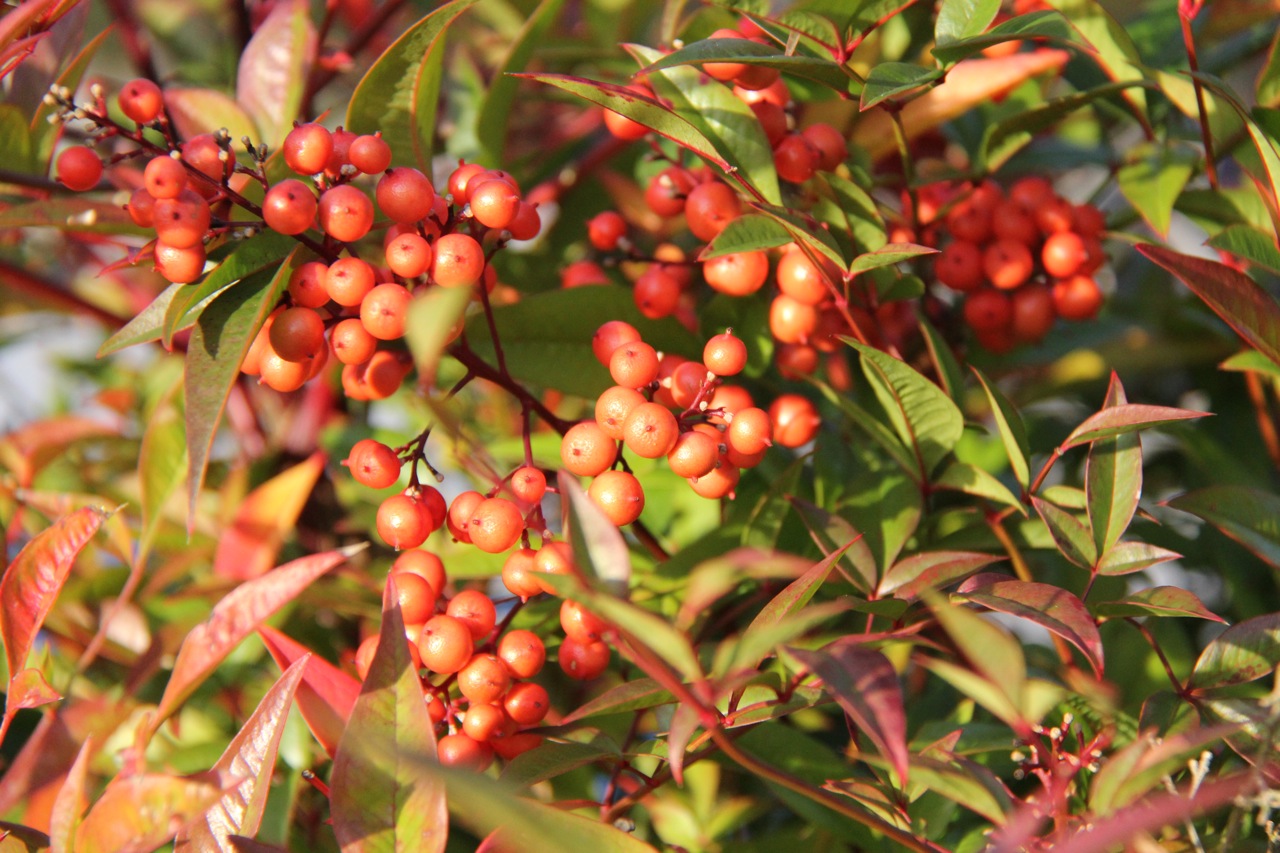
[1,506,105,680]
[257,625,360,757]
[74,774,221,853]
[786,639,910,785]
[1139,243,1280,369]
[0,416,120,486]
[956,574,1104,677]
[8,668,61,711]
[330,577,447,852]
[1063,403,1210,449]
[1093,587,1225,623]
[213,451,326,580]
[182,657,308,851]
[48,736,93,853]
[234,0,314,146]
[879,551,1005,601]
[151,545,360,734]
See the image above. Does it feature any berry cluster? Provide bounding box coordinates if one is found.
[920,176,1108,352]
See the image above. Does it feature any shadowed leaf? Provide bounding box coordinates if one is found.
[1086,374,1141,557]
[1166,486,1280,568]
[639,36,853,93]
[1094,587,1224,622]
[880,551,1005,601]
[559,678,671,725]
[213,451,325,580]
[96,283,184,357]
[1032,497,1096,568]
[257,625,360,757]
[1189,612,1280,691]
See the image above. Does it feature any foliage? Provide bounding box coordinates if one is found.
[3,0,1280,851]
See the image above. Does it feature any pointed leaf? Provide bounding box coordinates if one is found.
[847,340,964,477]
[96,283,185,357]
[787,641,909,785]
[1139,243,1280,370]
[629,43,779,204]
[519,72,728,171]
[559,678,671,725]
[1085,418,1142,557]
[1042,0,1148,116]
[183,657,307,851]
[1094,587,1224,622]
[927,593,1026,712]
[0,506,104,679]
[137,377,185,562]
[257,625,359,756]
[880,551,1006,601]
[235,0,313,145]
[934,460,1024,511]
[1032,496,1096,569]
[1206,224,1280,275]
[331,578,446,853]
[639,36,853,93]
[848,242,937,274]
[1189,612,1280,691]
[935,0,1002,48]
[213,451,326,580]
[955,574,1104,676]
[1117,142,1197,237]
[8,668,60,711]
[48,737,92,853]
[560,473,631,596]
[789,497,877,594]
[753,202,850,269]
[475,0,567,163]
[700,214,793,260]
[918,316,965,401]
[1166,486,1280,569]
[75,775,220,853]
[346,0,475,172]
[164,88,257,141]
[152,546,358,733]
[859,63,943,111]
[1063,402,1208,449]
[1096,541,1182,576]
[932,10,1075,65]
[185,250,297,527]
[972,367,1030,488]
[742,540,855,660]
[500,741,618,789]
[405,285,471,381]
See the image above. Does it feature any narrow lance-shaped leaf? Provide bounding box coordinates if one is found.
[931,9,1075,65]
[213,451,326,580]
[48,736,93,853]
[1165,486,1280,569]
[96,282,185,357]
[1096,541,1181,576]
[1042,0,1149,117]
[973,367,1030,488]
[860,63,943,111]
[235,0,314,145]
[1139,243,1280,370]
[1189,612,1280,691]
[1117,142,1196,238]
[1093,587,1225,623]
[926,591,1026,713]
[346,0,476,172]
[559,678,671,726]
[137,376,185,564]
[151,546,360,734]
[789,497,877,594]
[1062,402,1209,449]
[0,506,104,680]
[7,668,60,711]
[331,576,446,853]
[638,36,854,93]
[743,538,857,653]
[184,250,297,528]
[700,214,793,260]
[257,625,360,757]
[181,657,308,852]
[934,461,1024,512]
[880,550,1006,601]
[956,574,1104,677]
[1086,374,1142,557]
[787,641,910,785]
[75,775,221,853]
[1207,224,1280,275]
[1032,496,1097,569]
[560,473,631,596]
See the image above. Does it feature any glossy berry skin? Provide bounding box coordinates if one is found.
[384,233,433,279]
[561,422,617,477]
[501,548,544,599]
[348,134,392,174]
[467,497,524,554]
[685,182,742,242]
[777,248,836,305]
[622,402,679,459]
[592,321,642,367]
[769,394,821,447]
[446,589,498,641]
[983,239,1034,290]
[392,548,447,595]
[504,682,550,725]
[688,464,740,499]
[262,179,317,235]
[457,652,511,704]
[469,179,520,230]
[726,407,772,456]
[963,289,1014,332]
[632,268,682,319]
[326,257,377,307]
[645,167,697,217]
[330,318,377,365]
[144,155,187,199]
[417,614,474,674]
[319,185,374,243]
[609,341,660,389]
[461,702,508,743]
[432,233,486,288]
[360,283,413,341]
[288,262,330,308]
[773,134,818,184]
[345,439,402,489]
[118,78,164,124]
[588,469,645,526]
[510,467,547,504]
[704,251,769,296]
[390,571,437,625]
[587,211,628,250]
[1052,274,1104,321]
[667,430,719,478]
[1041,231,1089,279]
[283,123,333,176]
[376,167,436,223]
[376,493,433,550]
[935,241,985,292]
[154,242,206,284]
[437,733,493,771]
[595,386,646,440]
[153,189,212,249]
[269,306,325,362]
[497,629,545,678]
[703,332,747,376]
[56,146,104,192]
[558,637,611,680]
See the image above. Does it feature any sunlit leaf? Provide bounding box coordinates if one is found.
[1086,375,1141,557]
[742,541,855,661]
[880,550,1005,601]
[331,578,446,852]
[138,377,185,563]
[860,63,943,111]
[934,461,1024,512]
[48,737,92,853]
[75,775,220,853]
[347,0,476,172]
[1093,587,1224,622]
[183,658,307,851]
[935,0,1002,48]
[1042,0,1148,116]
[926,593,1026,717]
[1062,401,1209,449]
[1095,541,1182,576]
[163,88,257,142]
[955,573,1104,676]
[1117,142,1197,237]
[639,36,854,93]
[560,474,631,596]
[213,451,325,580]
[932,10,1074,65]
[152,546,359,733]
[1206,224,1280,274]
[1032,496,1096,569]
[700,214,793,260]
[848,242,936,274]
[236,0,313,145]
[1189,612,1280,691]
[500,741,617,789]
[8,668,60,711]
[96,283,185,357]
[559,678,671,725]
[257,625,359,757]
[786,641,909,784]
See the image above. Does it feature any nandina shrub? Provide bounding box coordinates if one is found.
[2,1,1280,850]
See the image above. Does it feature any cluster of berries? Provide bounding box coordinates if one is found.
[917,176,1107,352]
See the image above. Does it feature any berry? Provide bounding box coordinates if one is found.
[588,469,645,526]
[118,78,163,125]
[726,407,772,456]
[330,318,378,365]
[1052,274,1104,321]
[326,257,377,307]
[561,422,617,477]
[777,247,836,305]
[318,185,374,243]
[153,189,211,249]
[418,614,474,673]
[532,541,575,594]
[390,571,437,625]
[469,179,520,230]
[288,262,330,308]
[802,123,848,171]
[143,155,186,199]
[497,629,545,678]
[633,267,682,319]
[447,589,498,641]
[503,682,550,725]
[1011,281,1056,343]
[461,701,509,743]
[963,289,1014,332]
[262,179,317,235]
[667,430,720,478]
[56,146,104,192]
[125,188,157,227]
[384,233,433,279]
[345,439,402,489]
[558,637,610,680]
[360,283,413,341]
[376,167,436,223]
[562,259,611,288]
[704,250,769,296]
[685,182,741,242]
[323,127,357,179]
[348,133,392,174]
[457,653,511,704]
[774,133,818,184]
[270,306,325,362]
[769,294,819,344]
[602,92,650,141]
[376,493,433,550]
[432,233,486,288]
[935,241,985,292]
[154,242,206,284]
[467,497,524,554]
[1041,231,1089,279]
[769,394,821,447]
[609,341,660,388]
[507,201,542,240]
[501,548,544,599]
[983,239,1034,290]
[392,549,447,595]
[645,167,696,217]
[447,491,485,543]
[283,123,333,176]
[622,402,679,459]
[437,733,493,771]
[703,29,750,82]
[595,386,646,440]
[703,332,747,376]
[688,463,740,499]
[587,211,627,250]
[510,467,547,505]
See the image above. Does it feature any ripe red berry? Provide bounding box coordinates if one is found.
[504,682,550,725]
[645,166,697,217]
[936,240,985,292]
[588,469,645,526]
[469,179,521,230]
[262,179,317,236]
[1052,274,1104,321]
[288,261,330,308]
[776,247,836,304]
[801,123,848,171]
[963,288,1014,332]
[437,733,492,771]
[502,548,544,599]
[432,233,486,288]
[418,614,474,674]
[390,571,437,625]
[345,439,402,489]
[622,402,680,459]
[330,317,377,365]
[118,78,163,125]
[667,430,720,478]
[773,133,818,184]
[559,637,610,680]
[392,548,447,595]
[704,250,769,296]
[685,182,741,242]
[376,493,433,550]
[769,394,821,447]
[983,239,1034,290]
[703,331,748,376]
[447,589,498,641]
[283,123,334,176]
[348,133,392,174]
[154,241,206,284]
[468,497,524,554]
[318,185,374,243]
[376,167,436,223]
[592,320,642,367]
[595,385,646,440]
[269,306,325,362]
[143,155,187,199]
[384,233,433,279]
[497,629,546,679]
[561,422,617,477]
[587,211,628,250]
[1041,231,1089,279]
[457,652,511,703]
[633,267,681,319]
[609,341,660,389]
[153,189,211,249]
[510,467,547,504]
[326,257,377,307]
[1012,280,1056,343]
[360,283,413,341]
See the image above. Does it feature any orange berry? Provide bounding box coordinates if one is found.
[532,540,575,594]
[348,133,392,174]
[468,497,524,554]
[318,184,374,243]
[390,571,437,625]
[622,402,679,459]
[587,470,645,526]
[457,652,511,704]
[418,614,474,673]
[344,438,402,489]
[704,250,769,296]
[633,267,681,319]
[497,629,546,679]
[384,233,433,279]
[983,239,1034,290]
[1052,274,1104,321]
[595,385,646,440]
[437,733,493,771]
[703,332,747,376]
[326,257,377,307]
[501,547,544,599]
[432,233,486,288]
[143,155,186,199]
[768,394,820,447]
[461,701,509,743]
[283,123,333,176]
[376,167,436,223]
[447,491,485,543]
[262,179,317,235]
[609,341,660,388]
[330,317,378,365]
[392,549,447,596]
[688,464,740,499]
[288,261,330,308]
[118,78,163,124]
[558,637,610,680]
[684,182,741,242]
[667,430,720,478]
[447,589,498,641]
[561,422,617,476]
[154,241,206,284]
[377,493,432,550]
[360,283,413,341]
[269,306,325,362]
[504,682,550,725]
[469,179,520,230]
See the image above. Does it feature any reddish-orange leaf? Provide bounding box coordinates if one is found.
[0,506,105,679]
[182,657,308,851]
[257,625,359,757]
[213,451,327,580]
[0,415,120,486]
[150,545,361,734]
[74,774,221,853]
[48,736,93,853]
[8,668,61,712]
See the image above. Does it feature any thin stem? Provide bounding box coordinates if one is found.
[1028,446,1065,496]
[302,0,412,112]
[1244,372,1280,470]
[448,340,571,434]
[1180,15,1219,190]
[1127,617,1186,695]
[987,512,1034,583]
[0,259,128,330]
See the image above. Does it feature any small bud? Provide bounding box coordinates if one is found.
[89,82,104,99]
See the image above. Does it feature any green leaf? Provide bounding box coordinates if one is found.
[972,368,1030,488]
[183,258,292,526]
[847,340,964,478]
[918,316,965,401]
[559,678,671,725]
[1094,587,1224,622]
[859,63,943,111]
[955,574,1104,676]
[935,0,1001,48]
[560,474,631,596]
[629,43,780,204]
[787,641,909,785]
[1086,376,1141,557]
[1259,26,1280,108]
[700,214,793,260]
[741,453,805,549]
[931,10,1074,65]
[1088,724,1242,814]
[520,72,729,170]
[1117,142,1197,238]
[163,230,296,347]
[812,171,886,255]
[235,0,313,146]
[1095,541,1181,576]
[164,88,258,142]
[848,242,936,274]
[753,203,850,269]
[1032,496,1097,569]
[812,381,918,479]
[331,579,447,852]
[1042,0,1148,116]
[138,376,185,563]
[462,285,698,399]
[501,741,617,789]
[346,0,476,173]
[789,497,877,594]
[1061,400,1210,449]
[639,36,854,93]
[185,657,308,851]
[97,283,186,357]
[1206,224,1280,275]
[1166,486,1280,569]
[927,592,1026,706]
[76,776,220,853]
[744,542,854,652]
[1191,613,1280,690]
[475,0,566,163]
[879,551,1005,601]
[405,286,471,381]
[934,460,1024,512]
